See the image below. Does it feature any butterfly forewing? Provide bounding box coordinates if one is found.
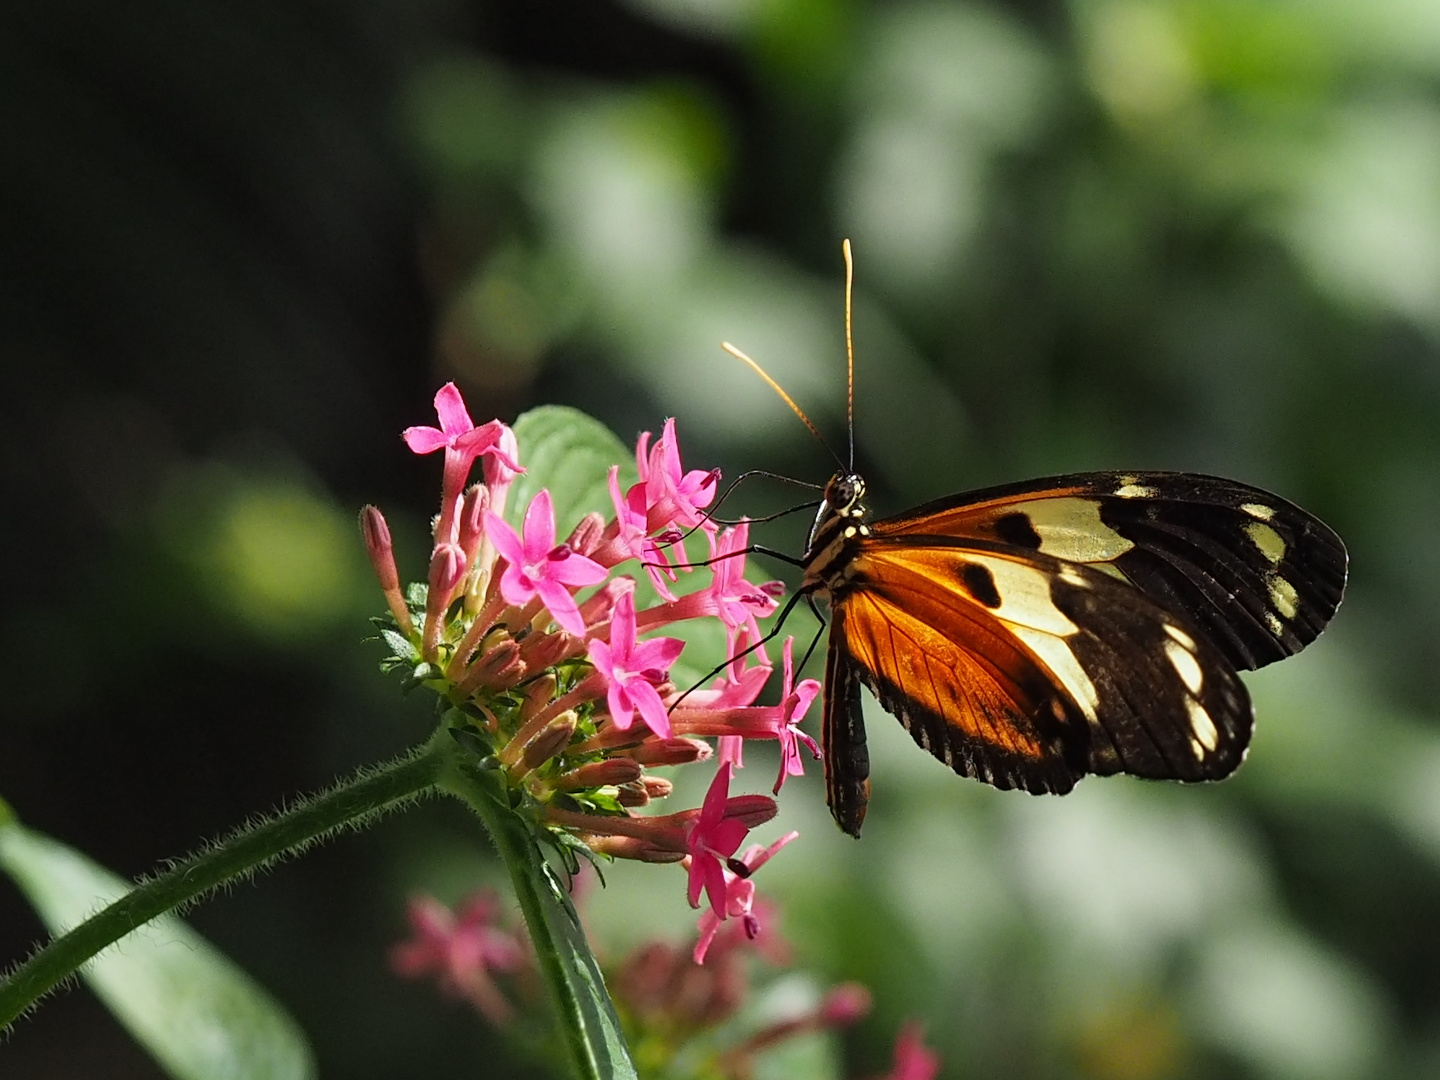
[872,471,1347,672]
[845,534,1251,780]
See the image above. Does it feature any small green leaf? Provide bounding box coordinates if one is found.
[0,819,315,1080]
[509,406,637,534]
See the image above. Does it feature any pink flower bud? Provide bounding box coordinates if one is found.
[456,639,524,696]
[622,737,712,766]
[577,576,634,628]
[360,505,414,635]
[517,628,581,672]
[566,512,606,557]
[556,758,644,790]
[641,776,673,800]
[616,782,651,807]
[457,485,491,564]
[428,542,467,603]
[723,794,778,828]
[520,674,558,722]
[819,982,873,1027]
[585,836,687,863]
[522,712,578,769]
[423,541,468,659]
[361,506,399,589]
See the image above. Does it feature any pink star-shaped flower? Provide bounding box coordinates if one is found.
[772,638,822,794]
[485,489,607,635]
[704,522,779,636]
[685,763,755,918]
[692,829,799,964]
[403,383,523,541]
[390,890,527,1023]
[604,466,681,600]
[635,418,720,534]
[585,590,685,738]
[686,629,772,770]
[879,1022,941,1080]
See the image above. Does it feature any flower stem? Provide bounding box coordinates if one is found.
[440,757,638,1080]
[0,736,449,1031]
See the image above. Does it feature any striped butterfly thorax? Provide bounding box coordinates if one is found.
[799,468,1347,836]
[726,241,1348,838]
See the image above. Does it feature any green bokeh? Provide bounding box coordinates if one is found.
[4,0,1439,1077]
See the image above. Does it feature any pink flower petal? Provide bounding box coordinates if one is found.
[536,578,587,636]
[433,382,475,436]
[521,490,557,562]
[402,425,450,454]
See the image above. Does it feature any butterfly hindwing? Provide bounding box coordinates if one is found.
[871,471,1347,672]
[827,536,1253,816]
[822,617,872,836]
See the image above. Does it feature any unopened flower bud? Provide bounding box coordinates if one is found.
[427,542,467,606]
[456,639,523,695]
[616,782,650,807]
[566,512,606,557]
[556,758,643,790]
[819,983,873,1027]
[520,674,558,722]
[578,576,634,627]
[622,737,712,766]
[360,505,413,635]
[522,712,578,769]
[723,794,777,828]
[457,485,491,564]
[641,776,673,800]
[422,541,468,658]
[518,628,580,671]
[585,836,686,863]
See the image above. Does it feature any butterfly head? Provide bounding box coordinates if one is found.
[805,472,872,575]
[824,472,867,519]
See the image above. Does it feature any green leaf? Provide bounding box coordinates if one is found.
[508,405,637,534]
[0,818,315,1080]
[443,760,638,1080]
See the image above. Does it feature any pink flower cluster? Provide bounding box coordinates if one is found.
[391,882,941,1080]
[363,383,824,956]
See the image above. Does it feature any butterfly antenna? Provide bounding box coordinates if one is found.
[842,238,856,472]
[721,341,846,472]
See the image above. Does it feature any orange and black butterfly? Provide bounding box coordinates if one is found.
[728,242,1347,837]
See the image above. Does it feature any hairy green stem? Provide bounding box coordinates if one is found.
[0,736,448,1030]
[441,758,637,1080]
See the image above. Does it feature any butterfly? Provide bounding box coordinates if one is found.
[725,243,1348,837]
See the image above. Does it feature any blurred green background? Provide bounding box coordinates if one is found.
[4,0,1440,1077]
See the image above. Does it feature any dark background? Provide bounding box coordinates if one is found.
[4,0,1440,1077]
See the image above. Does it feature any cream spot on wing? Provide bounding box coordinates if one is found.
[957,553,1080,636]
[1114,479,1158,498]
[1269,574,1299,620]
[1018,498,1136,561]
[1163,622,1196,650]
[1241,502,1276,520]
[1188,699,1219,753]
[1010,625,1100,722]
[1059,567,1090,587]
[1165,639,1204,694]
[1264,611,1284,636]
[1243,521,1285,565]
